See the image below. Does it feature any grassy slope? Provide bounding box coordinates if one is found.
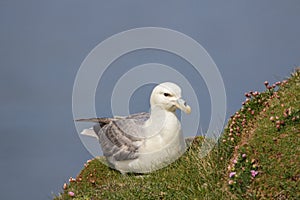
[55,69,299,200]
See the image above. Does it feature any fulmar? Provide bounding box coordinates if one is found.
[77,82,191,174]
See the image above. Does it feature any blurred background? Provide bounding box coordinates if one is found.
[0,1,299,199]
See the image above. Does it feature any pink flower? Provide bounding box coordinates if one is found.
[68,191,75,197]
[233,159,237,164]
[276,124,281,129]
[228,180,234,185]
[245,93,251,98]
[264,81,269,86]
[229,172,236,178]
[242,154,246,158]
[69,177,76,182]
[250,170,258,177]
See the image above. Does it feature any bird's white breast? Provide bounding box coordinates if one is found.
[124,111,186,173]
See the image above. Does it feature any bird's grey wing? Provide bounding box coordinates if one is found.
[76,117,114,128]
[77,113,149,161]
[98,114,148,161]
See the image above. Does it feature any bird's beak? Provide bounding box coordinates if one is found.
[175,98,191,114]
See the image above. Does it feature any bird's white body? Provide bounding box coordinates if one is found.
[79,82,191,173]
[114,110,186,173]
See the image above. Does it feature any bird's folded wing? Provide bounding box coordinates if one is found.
[99,119,146,161]
[76,113,150,161]
[100,113,150,161]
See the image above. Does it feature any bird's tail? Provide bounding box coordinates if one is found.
[80,128,98,139]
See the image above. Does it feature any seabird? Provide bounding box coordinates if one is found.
[77,82,191,174]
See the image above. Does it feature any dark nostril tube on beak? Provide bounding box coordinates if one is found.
[176,98,191,114]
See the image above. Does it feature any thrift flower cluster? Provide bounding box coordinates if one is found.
[264,79,300,130]
[224,80,286,191]
[61,159,94,198]
[228,152,259,191]
[226,71,300,194]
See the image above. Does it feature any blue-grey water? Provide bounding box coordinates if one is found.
[1,1,299,199]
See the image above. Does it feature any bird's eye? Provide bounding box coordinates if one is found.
[164,93,171,97]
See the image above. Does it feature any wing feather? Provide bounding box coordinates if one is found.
[91,112,150,161]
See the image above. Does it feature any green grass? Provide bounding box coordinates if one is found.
[55,68,300,200]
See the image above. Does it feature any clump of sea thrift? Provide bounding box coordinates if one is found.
[69,177,76,183]
[228,152,259,192]
[225,79,283,192]
[229,172,236,178]
[224,76,299,194]
[269,105,300,131]
[68,191,75,197]
[250,170,258,177]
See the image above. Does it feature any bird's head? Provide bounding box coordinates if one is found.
[150,82,191,114]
